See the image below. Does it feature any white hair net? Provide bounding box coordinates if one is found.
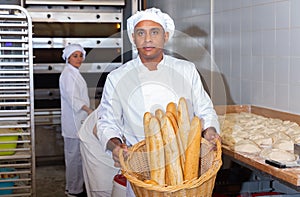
[127,7,175,46]
[62,44,86,63]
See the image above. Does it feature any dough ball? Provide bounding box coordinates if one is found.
[268,149,296,163]
[234,139,261,154]
[272,139,294,152]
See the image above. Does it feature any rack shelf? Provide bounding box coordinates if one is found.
[0,5,35,197]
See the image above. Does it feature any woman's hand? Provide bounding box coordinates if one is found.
[81,105,93,115]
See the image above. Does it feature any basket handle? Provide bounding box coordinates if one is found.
[215,139,222,161]
[119,148,126,172]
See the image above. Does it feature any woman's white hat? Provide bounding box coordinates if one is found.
[127,7,175,46]
[62,44,86,63]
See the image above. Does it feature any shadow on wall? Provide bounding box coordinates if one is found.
[182,25,209,49]
[164,49,211,98]
[165,25,234,106]
[220,75,235,105]
[211,71,235,105]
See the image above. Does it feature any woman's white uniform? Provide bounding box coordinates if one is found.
[60,63,90,194]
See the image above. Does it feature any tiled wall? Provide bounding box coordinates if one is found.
[214,0,300,114]
[146,0,229,105]
[146,0,300,114]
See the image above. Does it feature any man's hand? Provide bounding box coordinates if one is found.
[112,143,128,167]
[202,127,221,144]
[107,138,128,167]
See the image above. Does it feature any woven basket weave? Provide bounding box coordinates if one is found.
[120,139,222,197]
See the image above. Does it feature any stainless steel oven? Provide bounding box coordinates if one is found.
[25,0,125,6]
[22,1,126,163]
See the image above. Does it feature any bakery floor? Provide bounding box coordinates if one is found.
[35,162,274,197]
[36,164,66,197]
[35,163,247,197]
[35,164,244,197]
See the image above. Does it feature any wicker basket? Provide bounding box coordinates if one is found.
[119,139,222,197]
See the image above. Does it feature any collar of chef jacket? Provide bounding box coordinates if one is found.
[67,63,80,71]
[128,55,179,115]
[136,54,166,72]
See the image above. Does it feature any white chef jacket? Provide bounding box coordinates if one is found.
[60,63,90,138]
[97,54,220,150]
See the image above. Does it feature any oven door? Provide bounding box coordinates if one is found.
[25,0,125,6]
[28,6,123,163]
[30,8,124,71]
[33,73,106,109]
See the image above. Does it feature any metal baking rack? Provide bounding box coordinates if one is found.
[0,5,35,197]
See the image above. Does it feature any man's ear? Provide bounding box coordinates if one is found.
[164,32,170,43]
[131,33,135,43]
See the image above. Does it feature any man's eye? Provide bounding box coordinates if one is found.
[151,30,159,35]
[137,31,145,36]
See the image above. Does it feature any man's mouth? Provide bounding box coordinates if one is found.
[143,46,155,50]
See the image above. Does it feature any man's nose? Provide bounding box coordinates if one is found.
[144,32,152,42]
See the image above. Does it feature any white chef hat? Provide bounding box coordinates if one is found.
[127,7,175,46]
[62,44,86,63]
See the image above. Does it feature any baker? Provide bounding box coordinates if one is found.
[59,43,93,197]
[96,7,221,196]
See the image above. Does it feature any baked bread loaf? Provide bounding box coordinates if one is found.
[166,102,177,120]
[184,116,202,181]
[160,115,183,185]
[155,108,164,122]
[166,111,178,133]
[177,97,191,151]
[143,97,204,185]
[166,111,185,169]
[144,114,165,185]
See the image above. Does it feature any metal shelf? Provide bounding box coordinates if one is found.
[0,5,35,197]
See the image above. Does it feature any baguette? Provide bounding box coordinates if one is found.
[166,102,177,121]
[160,115,183,186]
[155,108,165,122]
[184,116,202,181]
[166,111,185,169]
[165,111,178,134]
[177,97,191,150]
[144,112,152,162]
[145,116,165,185]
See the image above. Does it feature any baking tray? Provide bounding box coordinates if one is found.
[214,105,300,188]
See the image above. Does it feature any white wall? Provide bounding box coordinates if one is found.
[146,0,228,105]
[146,0,300,114]
[214,0,300,114]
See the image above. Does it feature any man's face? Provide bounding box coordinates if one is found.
[133,20,169,62]
[68,51,84,68]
